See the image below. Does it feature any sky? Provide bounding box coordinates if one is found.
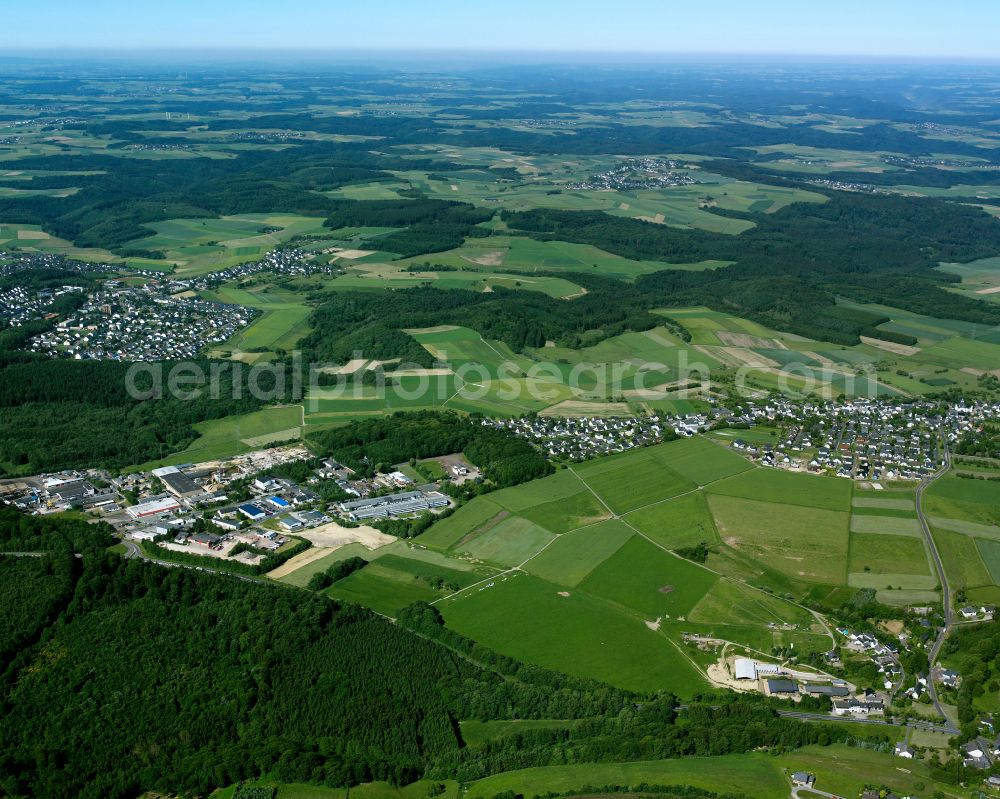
[4,0,1000,61]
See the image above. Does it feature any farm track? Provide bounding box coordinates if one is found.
[916,440,953,723]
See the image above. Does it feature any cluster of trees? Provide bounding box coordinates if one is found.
[308,411,552,488]
[324,199,495,257]
[955,425,1000,459]
[307,556,367,590]
[940,617,1000,739]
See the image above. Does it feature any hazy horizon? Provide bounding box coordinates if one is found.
[4,0,1000,61]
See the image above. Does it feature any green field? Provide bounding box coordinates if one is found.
[466,752,789,799]
[579,535,719,618]
[457,515,558,567]
[932,527,993,589]
[130,405,302,470]
[573,454,695,515]
[848,532,931,577]
[126,214,329,276]
[522,521,634,586]
[623,491,720,550]
[707,494,850,584]
[467,744,958,799]
[706,467,852,511]
[440,572,709,695]
[849,514,922,536]
[976,538,1000,585]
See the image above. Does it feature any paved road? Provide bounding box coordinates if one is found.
[121,540,264,583]
[793,785,841,799]
[915,443,952,722]
[777,709,959,735]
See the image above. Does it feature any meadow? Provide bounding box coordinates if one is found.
[129,405,302,471]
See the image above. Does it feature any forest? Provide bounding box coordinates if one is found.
[307,410,552,487]
[0,348,279,474]
[300,277,659,365]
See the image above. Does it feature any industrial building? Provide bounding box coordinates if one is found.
[338,490,449,521]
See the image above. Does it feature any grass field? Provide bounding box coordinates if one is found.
[130,405,302,470]
[976,538,1000,585]
[706,468,852,511]
[848,532,931,577]
[623,491,720,550]
[573,453,695,515]
[522,520,634,587]
[203,282,313,358]
[466,752,789,799]
[439,572,709,695]
[457,515,557,567]
[578,535,718,618]
[707,494,850,584]
[325,563,441,615]
[471,741,961,799]
[932,527,993,589]
[849,514,922,536]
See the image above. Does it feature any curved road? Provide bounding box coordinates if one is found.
[121,540,265,583]
[915,441,952,722]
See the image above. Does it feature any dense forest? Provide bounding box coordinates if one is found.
[0,347,279,474]
[502,191,1000,345]
[307,410,553,487]
[300,277,659,365]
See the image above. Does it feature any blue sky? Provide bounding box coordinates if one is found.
[5,0,1000,59]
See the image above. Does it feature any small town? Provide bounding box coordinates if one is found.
[570,157,698,190]
[26,281,257,361]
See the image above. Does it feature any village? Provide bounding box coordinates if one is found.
[26,280,256,361]
[569,157,698,191]
[487,397,999,480]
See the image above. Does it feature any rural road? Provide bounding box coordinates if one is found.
[915,441,952,723]
[121,540,265,583]
[792,785,841,799]
[776,709,959,735]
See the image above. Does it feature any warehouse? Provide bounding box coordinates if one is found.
[159,470,201,498]
[126,497,182,519]
[338,490,449,521]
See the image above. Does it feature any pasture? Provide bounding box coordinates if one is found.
[707,494,850,584]
[522,520,634,586]
[706,467,852,511]
[439,572,709,695]
[623,491,720,550]
[578,535,719,618]
[931,528,993,589]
